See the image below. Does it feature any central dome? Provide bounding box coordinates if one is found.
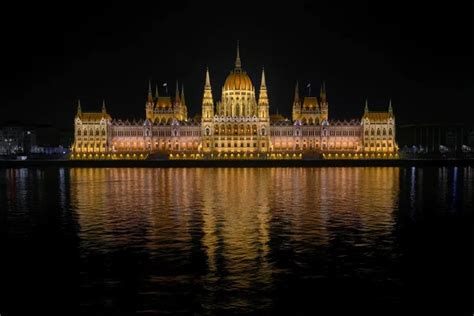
[224,71,253,91]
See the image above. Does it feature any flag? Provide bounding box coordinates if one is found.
[306,83,311,88]
[163,83,167,87]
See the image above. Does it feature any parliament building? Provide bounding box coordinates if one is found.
[71,44,398,159]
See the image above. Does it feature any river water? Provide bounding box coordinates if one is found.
[0,167,472,314]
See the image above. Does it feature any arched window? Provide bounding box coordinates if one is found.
[96,130,100,136]
[205,127,210,136]
[377,129,381,136]
[261,127,266,136]
[84,130,87,136]
[102,129,106,136]
[371,129,375,136]
[77,130,81,136]
[389,128,393,136]
[383,129,386,136]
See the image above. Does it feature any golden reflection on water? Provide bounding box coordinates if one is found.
[69,168,399,278]
[2,167,472,312]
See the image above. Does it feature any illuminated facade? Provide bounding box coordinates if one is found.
[72,44,398,159]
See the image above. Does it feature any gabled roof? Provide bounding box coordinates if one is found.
[78,112,111,121]
[363,111,393,122]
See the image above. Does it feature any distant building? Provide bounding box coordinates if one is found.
[398,124,474,153]
[0,122,71,156]
[72,44,397,159]
[0,123,36,155]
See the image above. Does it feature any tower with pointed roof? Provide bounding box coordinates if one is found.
[320,81,328,121]
[292,82,301,121]
[258,67,269,120]
[145,80,154,120]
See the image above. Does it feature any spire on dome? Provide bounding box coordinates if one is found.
[235,40,241,70]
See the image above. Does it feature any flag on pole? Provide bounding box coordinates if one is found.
[163,83,167,87]
[306,83,311,88]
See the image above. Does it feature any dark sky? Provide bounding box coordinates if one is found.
[1,1,471,130]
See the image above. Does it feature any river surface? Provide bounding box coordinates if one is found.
[0,167,472,315]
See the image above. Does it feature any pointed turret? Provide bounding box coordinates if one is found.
[202,67,214,120]
[102,100,106,114]
[174,80,181,104]
[181,85,186,106]
[147,80,153,103]
[364,99,369,113]
[292,81,302,121]
[258,67,269,119]
[235,40,242,70]
[205,66,211,88]
[320,81,327,103]
[294,81,300,104]
[77,99,82,116]
[388,99,393,113]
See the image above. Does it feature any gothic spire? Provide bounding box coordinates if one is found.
[235,40,242,70]
[205,67,211,88]
[294,81,300,104]
[320,80,327,102]
[181,84,186,106]
[102,99,106,113]
[388,99,393,113]
[258,67,268,107]
[147,80,153,103]
[364,99,369,113]
[260,67,266,88]
[77,99,82,116]
[175,80,180,102]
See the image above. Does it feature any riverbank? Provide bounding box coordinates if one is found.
[1,159,473,168]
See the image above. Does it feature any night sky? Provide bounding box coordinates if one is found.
[1,1,471,130]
